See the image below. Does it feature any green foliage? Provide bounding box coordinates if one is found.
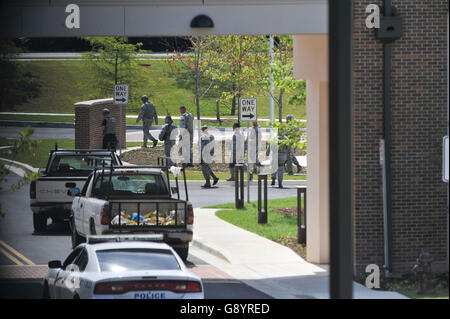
[81,37,145,106]
[270,118,307,151]
[0,39,41,110]
[0,127,40,218]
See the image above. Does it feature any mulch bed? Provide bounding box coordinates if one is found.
[271,207,301,217]
[272,237,307,260]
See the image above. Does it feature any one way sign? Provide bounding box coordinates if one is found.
[114,84,129,104]
[239,98,257,122]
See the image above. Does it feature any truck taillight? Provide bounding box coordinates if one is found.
[101,204,109,225]
[30,180,36,199]
[187,204,194,225]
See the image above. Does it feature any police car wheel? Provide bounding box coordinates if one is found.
[33,214,47,232]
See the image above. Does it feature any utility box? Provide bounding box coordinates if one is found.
[74,98,126,150]
[376,15,403,43]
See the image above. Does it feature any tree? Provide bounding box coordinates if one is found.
[270,119,307,152]
[0,127,39,219]
[166,36,224,120]
[205,36,268,117]
[255,35,306,122]
[81,37,145,108]
[0,39,41,110]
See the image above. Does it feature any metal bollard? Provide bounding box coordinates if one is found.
[258,174,268,224]
[297,186,307,245]
[234,164,245,209]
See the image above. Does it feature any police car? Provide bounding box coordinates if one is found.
[42,235,204,299]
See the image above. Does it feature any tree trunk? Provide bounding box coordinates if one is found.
[215,80,221,122]
[278,88,284,122]
[231,83,237,115]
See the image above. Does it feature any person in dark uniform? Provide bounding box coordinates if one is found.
[101,108,118,151]
[158,115,177,167]
[227,123,245,182]
[200,126,219,188]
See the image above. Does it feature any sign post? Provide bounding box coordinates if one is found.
[239,98,258,203]
[114,84,129,156]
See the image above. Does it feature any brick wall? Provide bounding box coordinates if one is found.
[352,0,448,275]
[74,99,126,150]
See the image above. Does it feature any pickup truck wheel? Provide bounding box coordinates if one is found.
[71,222,85,248]
[33,214,47,232]
[175,246,189,262]
[89,220,96,235]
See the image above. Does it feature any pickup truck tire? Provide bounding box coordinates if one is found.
[71,219,85,248]
[42,281,50,299]
[33,214,47,232]
[174,246,189,262]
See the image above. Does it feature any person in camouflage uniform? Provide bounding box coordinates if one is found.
[101,108,118,151]
[158,116,177,167]
[285,114,302,175]
[136,95,158,148]
[200,126,219,188]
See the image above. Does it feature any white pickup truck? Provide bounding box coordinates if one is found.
[69,166,193,261]
[30,149,122,232]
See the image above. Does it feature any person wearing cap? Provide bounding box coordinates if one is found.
[285,114,302,175]
[159,115,177,167]
[200,126,219,188]
[136,95,158,148]
[101,108,118,151]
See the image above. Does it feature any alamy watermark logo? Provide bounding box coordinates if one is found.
[365,4,380,29]
[64,264,81,291]
[365,264,380,289]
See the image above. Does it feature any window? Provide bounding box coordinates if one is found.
[63,248,83,269]
[92,174,168,197]
[48,155,113,177]
[96,249,180,272]
[73,249,89,272]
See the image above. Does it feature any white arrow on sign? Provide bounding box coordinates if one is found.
[114,84,129,104]
[239,98,257,121]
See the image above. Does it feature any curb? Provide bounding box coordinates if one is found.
[191,237,233,264]
[0,157,38,174]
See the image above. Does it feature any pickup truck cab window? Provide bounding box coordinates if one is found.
[92,174,169,197]
[48,155,114,177]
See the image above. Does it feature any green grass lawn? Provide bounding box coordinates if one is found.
[208,197,302,240]
[3,60,306,119]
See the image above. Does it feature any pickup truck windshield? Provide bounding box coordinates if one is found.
[96,249,180,272]
[92,174,169,196]
[48,155,114,176]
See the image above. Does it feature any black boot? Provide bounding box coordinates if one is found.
[271,178,276,186]
[201,180,212,188]
[296,165,302,173]
[152,140,158,148]
[278,181,283,188]
[213,177,219,185]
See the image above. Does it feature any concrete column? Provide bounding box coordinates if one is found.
[293,34,329,264]
[306,80,329,263]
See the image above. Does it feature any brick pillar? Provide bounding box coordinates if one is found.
[74,98,126,150]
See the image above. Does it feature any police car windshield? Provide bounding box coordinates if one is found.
[92,173,168,197]
[96,249,180,272]
[48,155,113,176]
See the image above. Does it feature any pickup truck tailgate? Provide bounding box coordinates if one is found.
[36,177,86,203]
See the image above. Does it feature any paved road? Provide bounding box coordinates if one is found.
[0,173,273,299]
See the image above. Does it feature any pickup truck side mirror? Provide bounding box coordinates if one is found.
[67,187,81,196]
[171,187,178,194]
[48,260,62,269]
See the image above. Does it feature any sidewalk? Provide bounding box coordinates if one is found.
[191,208,408,299]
